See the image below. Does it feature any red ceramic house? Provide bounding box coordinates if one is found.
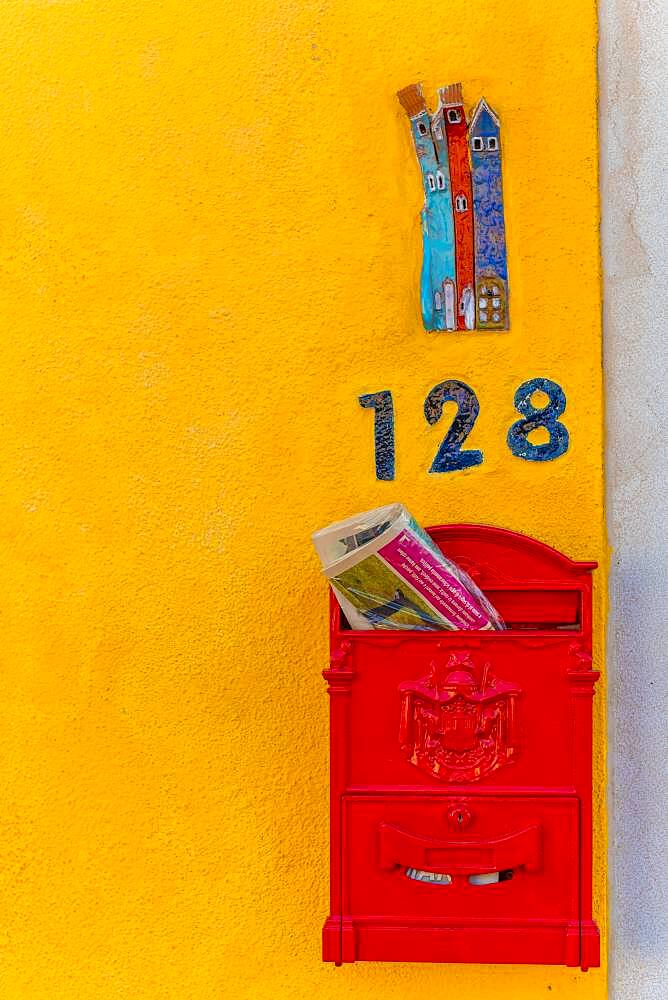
[441,84,475,330]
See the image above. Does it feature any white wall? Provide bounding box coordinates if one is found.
[599,1,668,996]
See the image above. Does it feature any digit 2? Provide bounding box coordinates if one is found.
[424,380,483,473]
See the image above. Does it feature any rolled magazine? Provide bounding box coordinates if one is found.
[312,503,503,631]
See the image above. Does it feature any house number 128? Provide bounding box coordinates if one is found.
[359,377,569,480]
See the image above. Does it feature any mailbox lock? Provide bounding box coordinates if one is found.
[447,804,472,831]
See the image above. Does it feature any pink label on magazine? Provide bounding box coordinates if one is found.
[379,531,491,629]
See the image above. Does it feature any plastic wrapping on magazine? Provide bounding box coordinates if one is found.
[312,504,504,632]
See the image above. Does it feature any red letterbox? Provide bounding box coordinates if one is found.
[322,524,600,969]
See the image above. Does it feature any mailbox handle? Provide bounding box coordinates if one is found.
[379,822,542,875]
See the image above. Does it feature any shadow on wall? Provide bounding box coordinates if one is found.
[600,0,668,994]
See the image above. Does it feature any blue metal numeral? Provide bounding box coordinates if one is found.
[359,391,395,480]
[507,377,569,462]
[424,380,483,473]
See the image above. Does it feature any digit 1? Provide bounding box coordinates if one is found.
[359,391,395,481]
[507,377,569,461]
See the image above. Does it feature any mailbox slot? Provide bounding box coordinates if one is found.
[338,588,582,632]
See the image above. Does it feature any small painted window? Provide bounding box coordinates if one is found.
[492,297,501,308]
[427,175,436,192]
[447,108,461,124]
[436,171,445,190]
[479,311,488,322]
[472,137,484,151]
[455,194,468,211]
[492,312,501,322]
[489,285,498,295]
[417,121,428,136]
[487,136,498,150]
[433,127,443,140]
[479,298,487,309]
[434,291,443,310]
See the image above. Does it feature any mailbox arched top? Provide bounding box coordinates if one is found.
[426,523,597,588]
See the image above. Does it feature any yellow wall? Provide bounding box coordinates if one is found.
[0,1,605,997]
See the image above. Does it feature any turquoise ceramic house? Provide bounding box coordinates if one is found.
[397,84,457,331]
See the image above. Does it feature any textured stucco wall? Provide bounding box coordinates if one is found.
[0,2,605,998]
[599,2,668,997]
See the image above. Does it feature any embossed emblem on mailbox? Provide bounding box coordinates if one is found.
[399,649,521,783]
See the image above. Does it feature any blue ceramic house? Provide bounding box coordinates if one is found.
[469,98,509,330]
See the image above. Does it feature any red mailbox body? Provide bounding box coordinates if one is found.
[322,524,600,969]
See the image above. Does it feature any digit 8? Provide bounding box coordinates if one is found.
[507,377,569,462]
